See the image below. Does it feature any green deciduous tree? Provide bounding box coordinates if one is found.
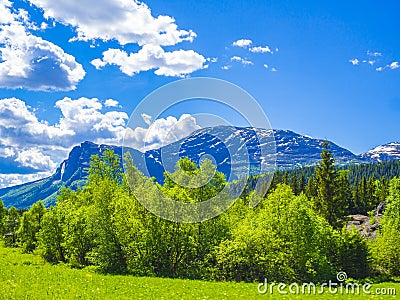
[85,150,127,273]
[37,205,66,263]
[216,184,338,282]
[3,206,20,247]
[0,199,6,235]
[17,201,46,253]
[372,177,400,276]
[333,228,370,278]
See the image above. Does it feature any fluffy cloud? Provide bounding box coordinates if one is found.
[104,99,119,107]
[230,56,253,65]
[232,39,275,55]
[229,39,277,70]
[55,97,128,145]
[349,58,359,65]
[0,172,51,189]
[373,62,399,72]
[0,1,85,91]
[0,97,128,180]
[28,0,196,47]
[141,113,152,126]
[389,61,399,70]
[125,114,200,152]
[92,45,206,77]
[349,51,400,72]
[232,39,252,47]
[15,148,56,171]
[27,0,206,76]
[0,147,15,158]
[0,97,67,148]
[249,46,273,54]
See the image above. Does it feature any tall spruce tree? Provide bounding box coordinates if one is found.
[314,142,339,226]
[299,173,306,195]
[291,172,299,195]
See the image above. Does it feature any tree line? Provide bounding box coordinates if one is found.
[0,144,399,282]
[269,148,398,216]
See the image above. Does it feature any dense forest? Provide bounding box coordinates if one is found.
[1,144,399,282]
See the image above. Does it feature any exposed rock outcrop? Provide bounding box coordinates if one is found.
[345,201,386,240]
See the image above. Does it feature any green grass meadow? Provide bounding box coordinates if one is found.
[0,244,398,299]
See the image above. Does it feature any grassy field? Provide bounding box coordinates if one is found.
[0,244,398,299]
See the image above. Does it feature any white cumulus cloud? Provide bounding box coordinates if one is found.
[232,39,252,48]
[0,1,85,91]
[104,99,119,107]
[91,45,206,77]
[28,0,196,47]
[0,97,128,179]
[55,97,128,145]
[27,0,206,76]
[141,113,152,126]
[349,58,360,66]
[249,46,273,54]
[389,61,399,70]
[0,172,52,189]
[125,114,201,152]
[230,56,253,65]
[15,148,56,171]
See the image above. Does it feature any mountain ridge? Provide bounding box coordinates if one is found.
[1,126,399,208]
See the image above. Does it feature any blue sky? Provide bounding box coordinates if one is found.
[0,0,399,187]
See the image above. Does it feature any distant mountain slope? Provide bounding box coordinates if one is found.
[273,129,363,168]
[0,142,128,209]
[360,142,400,162]
[0,126,380,208]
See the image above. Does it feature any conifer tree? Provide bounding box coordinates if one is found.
[314,142,339,226]
[299,173,306,194]
[291,172,299,195]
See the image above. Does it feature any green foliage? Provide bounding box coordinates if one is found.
[0,199,6,235]
[18,147,400,284]
[313,142,340,226]
[17,201,46,253]
[274,159,400,218]
[37,205,66,263]
[3,206,20,247]
[334,170,352,217]
[372,177,400,276]
[3,242,400,299]
[215,185,338,282]
[333,228,370,278]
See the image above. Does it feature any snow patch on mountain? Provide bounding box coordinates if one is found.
[360,142,400,162]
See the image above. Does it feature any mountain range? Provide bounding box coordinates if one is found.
[1,126,399,209]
